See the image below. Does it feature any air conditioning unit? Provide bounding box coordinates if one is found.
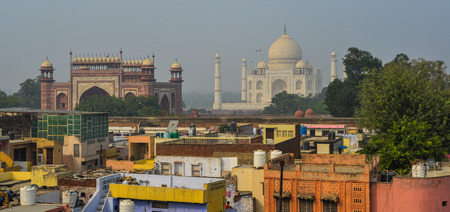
[0,161,6,168]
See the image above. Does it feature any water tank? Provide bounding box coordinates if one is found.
[270,150,283,159]
[164,131,171,139]
[412,163,427,177]
[171,131,179,138]
[328,131,336,141]
[62,191,79,208]
[253,150,266,169]
[302,141,310,150]
[8,132,15,140]
[380,171,396,182]
[300,126,307,136]
[189,124,196,137]
[20,186,37,206]
[230,122,237,132]
[120,199,135,212]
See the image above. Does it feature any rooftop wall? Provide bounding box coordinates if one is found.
[371,176,450,212]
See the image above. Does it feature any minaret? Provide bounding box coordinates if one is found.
[330,51,337,82]
[343,56,348,80]
[213,53,222,110]
[241,57,247,102]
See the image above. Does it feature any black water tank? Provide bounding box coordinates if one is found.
[302,141,310,150]
[380,171,396,182]
[8,132,15,140]
[328,131,336,141]
[230,122,237,132]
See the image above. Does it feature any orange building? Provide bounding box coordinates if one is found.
[264,154,380,212]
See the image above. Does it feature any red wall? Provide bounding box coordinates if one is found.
[371,176,450,212]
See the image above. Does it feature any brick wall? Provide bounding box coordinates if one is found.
[106,159,135,171]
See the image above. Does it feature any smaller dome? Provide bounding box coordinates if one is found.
[331,51,336,56]
[171,61,182,69]
[294,108,304,118]
[242,57,246,62]
[296,60,306,69]
[306,61,313,70]
[102,57,106,62]
[41,59,53,68]
[142,58,154,66]
[215,53,220,58]
[73,57,78,62]
[81,57,86,62]
[123,60,128,65]
[90,57,94,62]
[257,60,268,69]
[115,57,120,62]
[94,57,98,62]
[305,108,315,117]
[107,57,111,62]
[139,60,143,64]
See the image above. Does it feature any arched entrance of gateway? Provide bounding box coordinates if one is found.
[56,93,68,110]
[79,86,109,103]
[160,94,170,114]
[272,79,287,97]
[124,92,136,99]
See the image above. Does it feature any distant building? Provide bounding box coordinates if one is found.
[214,30,334,111]
[39,51,183,115]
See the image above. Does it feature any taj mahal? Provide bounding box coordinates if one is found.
[213,30,339,111]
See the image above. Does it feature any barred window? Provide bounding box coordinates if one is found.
[74,144,79,157]
[300,200,314,212]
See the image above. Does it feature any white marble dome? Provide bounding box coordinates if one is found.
[257,60,268,69]
[268,33,302,64]
[296,60,306,69]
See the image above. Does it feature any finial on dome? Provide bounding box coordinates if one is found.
[284,24,286,34]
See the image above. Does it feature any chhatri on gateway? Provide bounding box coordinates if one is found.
[213,31,343,111]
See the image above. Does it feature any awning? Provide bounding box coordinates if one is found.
[338,145,348,149]
[273,192,291,199]
[297,193,315,200]
[321,194,339,202]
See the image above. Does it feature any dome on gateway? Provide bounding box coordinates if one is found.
[268,33,302,64]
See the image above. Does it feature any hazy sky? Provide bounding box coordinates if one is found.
[1,0,449,94]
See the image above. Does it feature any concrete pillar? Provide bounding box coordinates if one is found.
[241,58,247,102]
[330,51,337,82]
[213,53,222,110]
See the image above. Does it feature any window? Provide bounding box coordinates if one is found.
[276,198,290,212]
[192,164,201,177]
[95,159,98,166]
[161,163,170,175]
[174,162,183,176]
[323,201,337,212]
[97,138,105,143]
[277,130,281,137]
[300,200,314,212]
[288,131,293,137]
[282,131,287,137]
[353,198,362,203]
[338,130,344,134]
[353,187,362,192]
[322,130,329,136]
[74,144,80,157]
[153,201,169,209]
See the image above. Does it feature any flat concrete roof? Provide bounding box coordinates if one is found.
[0,108,107,115]
[2,204,66,212]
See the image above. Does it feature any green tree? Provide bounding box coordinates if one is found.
[0,90,22,108]
[325,47,382,117]
[359,118,445,174]
[358,57,449,172]
[13,76,41,108]
[358,58,449,151]
[75,95,162,116]
[263,90,328,115]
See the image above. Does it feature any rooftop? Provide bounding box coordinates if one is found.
[0,108,108,115]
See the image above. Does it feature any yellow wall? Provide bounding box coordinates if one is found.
[260,124,297,144]
[317,144,330,154]
[134,159,154,170]
[31,165,69,187]
[26,137,63,165]
[109,179,226,211]
[343,138,350,154]
[0,172,31,182]
[232,166,264,212]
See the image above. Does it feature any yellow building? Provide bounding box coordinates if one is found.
[109,174,226,211]
[232,165,265,212]
[31,164,72,187]
[259,124,300,144]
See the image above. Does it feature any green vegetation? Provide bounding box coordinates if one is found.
[0,90,21,108]
[324,47,382,117]
[75,95,162,117]
[13,76,41,109]
[358,56,449,173]
[263,89,328,115]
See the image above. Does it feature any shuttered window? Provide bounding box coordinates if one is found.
[276,198,290,212]
[161,163,170,175]
[323,201,337,212]
[74,144,79,157]
[192,164,201,176]
[300,200,314,212]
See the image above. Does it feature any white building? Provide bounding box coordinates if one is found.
[214,31,334,111]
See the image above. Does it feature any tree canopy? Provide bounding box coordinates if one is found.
[263,89,328,115]
[358,56,449,173]
[0,90,22,108]
[13,76,41,109]
[75,95,162,117]
[324,47,382,117]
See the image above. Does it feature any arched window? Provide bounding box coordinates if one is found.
[79,86,109,103]
[296,80,303,90]
[256,81,263,90]
[271,79,287,97]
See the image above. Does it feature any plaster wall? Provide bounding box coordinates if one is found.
[371,176,450,212]
[155,156,223,177]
